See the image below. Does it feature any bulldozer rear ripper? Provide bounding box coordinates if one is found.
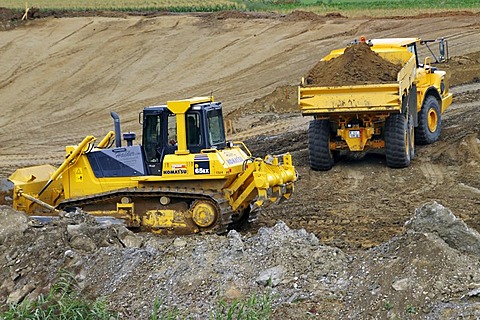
[9,97,296,235]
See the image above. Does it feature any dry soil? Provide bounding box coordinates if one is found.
[1,9,480,319]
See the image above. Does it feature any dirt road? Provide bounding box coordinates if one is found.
[1,11,479,251]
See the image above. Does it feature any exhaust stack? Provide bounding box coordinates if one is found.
[110,111,122,148]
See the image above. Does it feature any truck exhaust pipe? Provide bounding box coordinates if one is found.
[110,111,122,148]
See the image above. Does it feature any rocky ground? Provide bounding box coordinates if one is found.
[0,8,479,319]
[2,203,480,319]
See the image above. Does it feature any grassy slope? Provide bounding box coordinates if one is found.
[0,0,479,16]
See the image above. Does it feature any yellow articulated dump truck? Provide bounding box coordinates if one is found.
[299,38,452,170]
[9,97,296,234]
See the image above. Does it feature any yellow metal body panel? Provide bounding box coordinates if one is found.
[9,164,63,213]
[300,83,401,114]
[370,38,420,47]
[143,209,189,231]
[167,97,214,155]
[415,68,452,113]
[441,93,453,113]
[299,53,416,115]
[338,127,375,151]
[167,97,214,114]
[61,146,251,199]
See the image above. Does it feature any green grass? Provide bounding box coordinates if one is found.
[210,292,274,320]
[0,0,479,14]
[0,0,245,12]
[0,271,118,320]
[0,271,274,320]
[148,292,275,320]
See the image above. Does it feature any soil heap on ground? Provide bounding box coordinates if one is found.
[305,42,402,86]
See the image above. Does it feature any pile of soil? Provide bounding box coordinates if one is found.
[444,51,480,86]
[282,10,323,21]
[305,42,402,86]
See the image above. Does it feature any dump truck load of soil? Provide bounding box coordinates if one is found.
[305,42,402,86]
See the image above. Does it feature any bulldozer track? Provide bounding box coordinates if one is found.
[58,186,235,234]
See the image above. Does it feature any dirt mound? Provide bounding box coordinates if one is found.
[0,7,21,20]
[282,10,323,21]
[226,85,297,120]
[0,7,23,30]
[325,12,345,18]
[342,202,480,319]
[281,10,345,21]
[305,42,402,86]
[444,51,480,86]
[0,7,130,30]
[210,10,254,20]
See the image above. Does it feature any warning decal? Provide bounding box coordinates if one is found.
[75,168,83,182]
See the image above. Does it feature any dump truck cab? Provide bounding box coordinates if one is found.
[368,37,451,113]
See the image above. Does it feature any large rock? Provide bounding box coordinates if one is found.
[0,206,28,245]
[116,225,143,248]
[405,201,480,255]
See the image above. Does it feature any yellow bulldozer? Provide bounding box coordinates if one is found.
[9,97,296,234]
[299,38,452,170]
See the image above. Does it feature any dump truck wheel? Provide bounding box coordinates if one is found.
[308,119,335,171]
[408,114,415,160]
[415,96,441,145]
[385,113,411,168]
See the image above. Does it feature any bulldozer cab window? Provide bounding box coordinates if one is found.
[206,109,226,147]
[144,115,162,162]
[186,113,201,147]
[167,114,177,146]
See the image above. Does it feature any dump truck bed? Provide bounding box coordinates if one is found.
[299,51,416,115]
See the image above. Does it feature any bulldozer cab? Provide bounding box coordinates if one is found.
[142,97,226,175]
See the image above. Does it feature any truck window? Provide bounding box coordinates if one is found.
[207,109,226,146]
[167,114,177,146]
[144,115,161,162]
[186,113,202,147]
[407,43,419,67]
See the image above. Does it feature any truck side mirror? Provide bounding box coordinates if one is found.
[438,38,448,63]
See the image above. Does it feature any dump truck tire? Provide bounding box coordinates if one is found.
[308,119,335,171]
[415,96,441,145]
[385,113,411,168]
[408,114,415,160]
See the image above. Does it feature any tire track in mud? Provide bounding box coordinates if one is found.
[50,20,95,47]
[451,83,480,95]
[230,115,308,141]
[458,182,480,195]
[416,162,445,194]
